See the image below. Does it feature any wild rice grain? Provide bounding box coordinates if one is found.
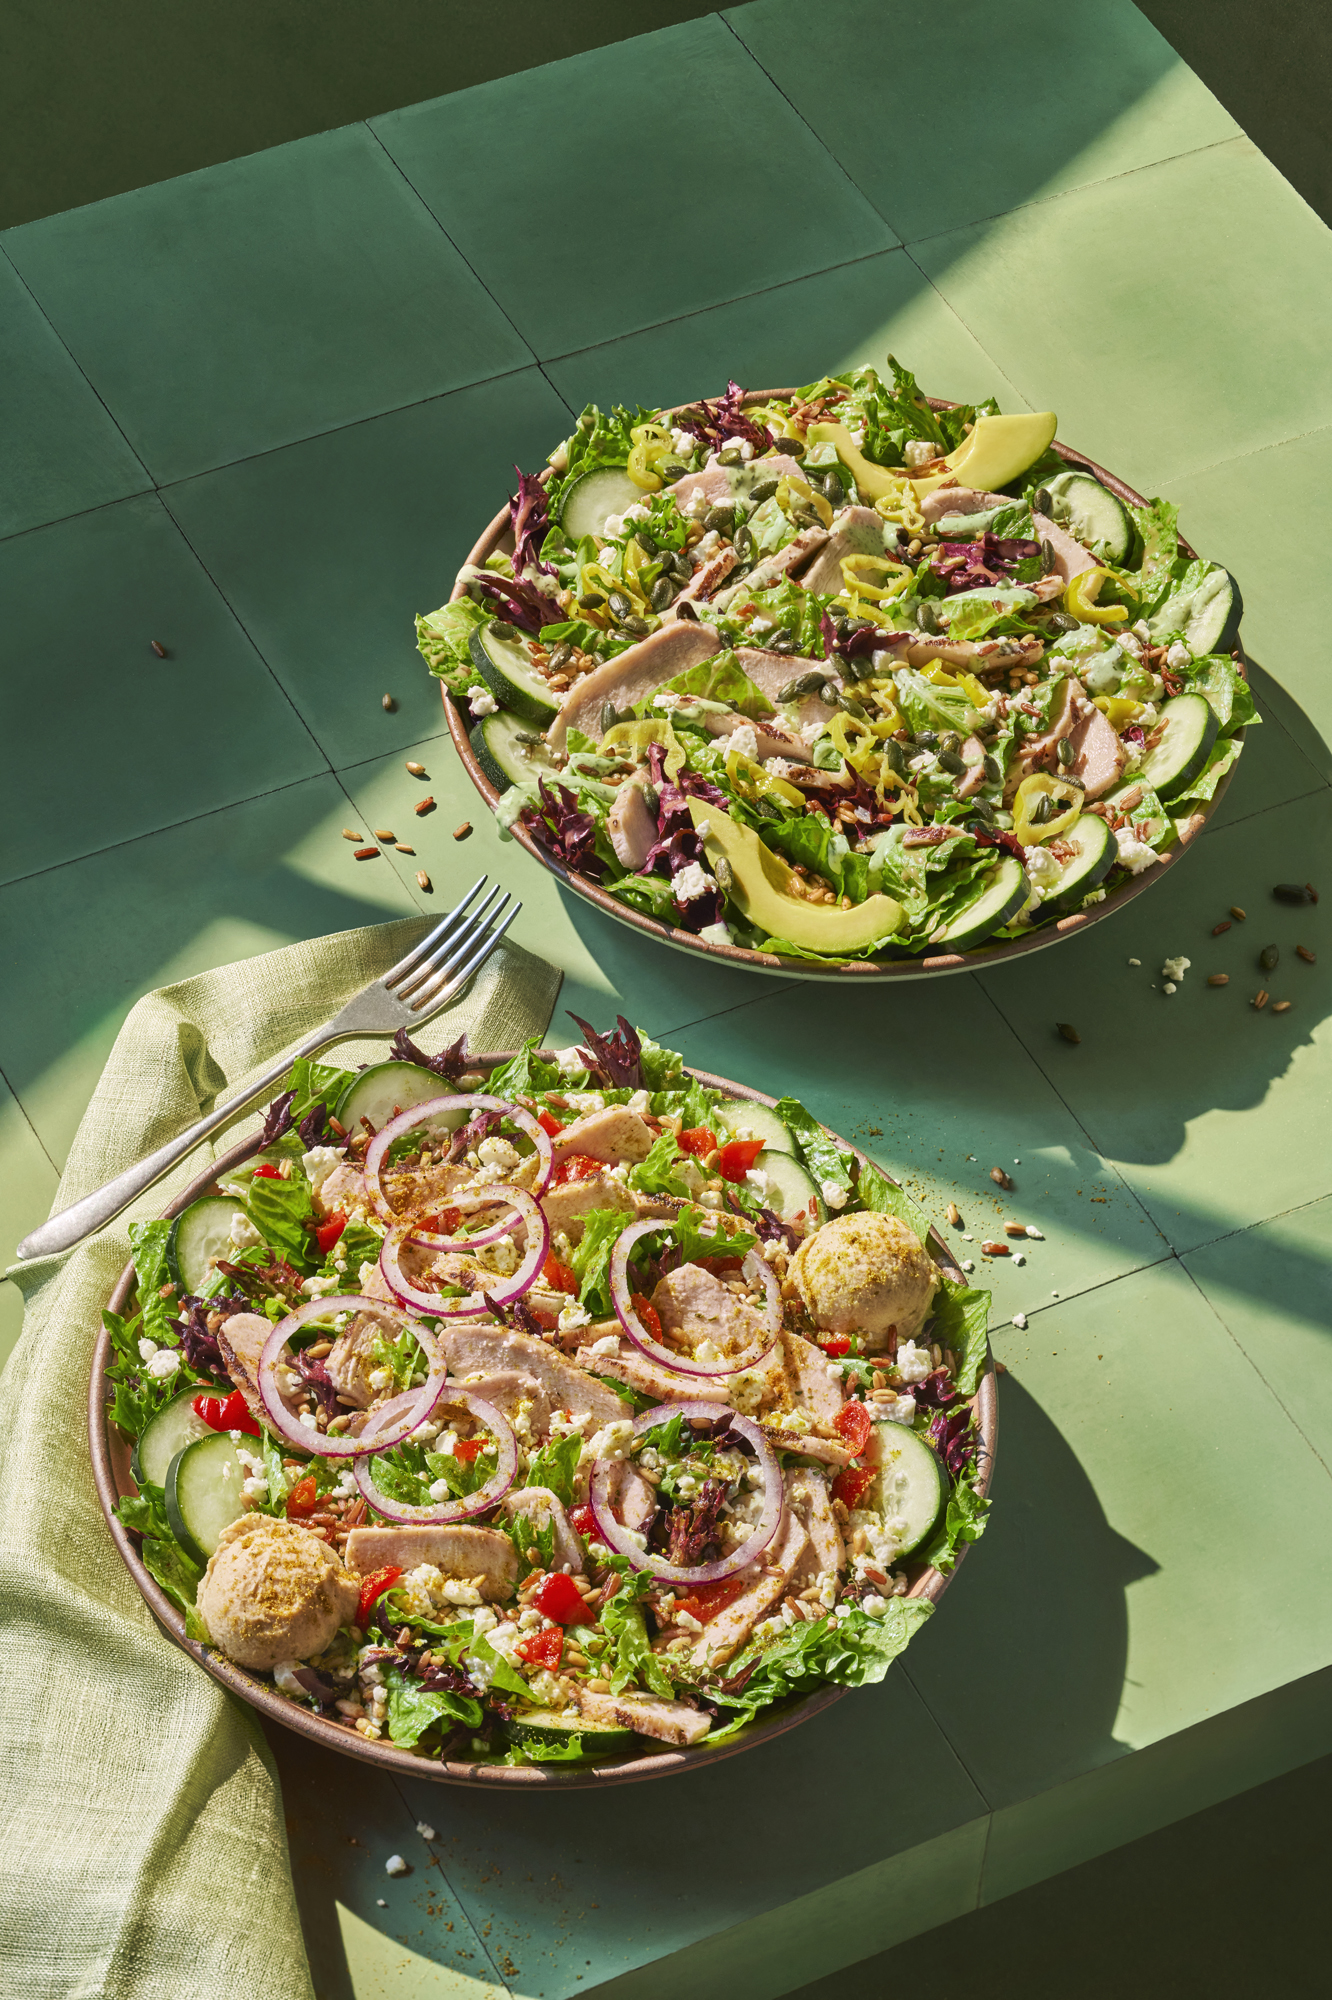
[415,797,436,816]
[1297,946,1316,964]
[453,822,473,841]
[150,639,167,658]
[354,846,379,860]
[1207,973,1229,987]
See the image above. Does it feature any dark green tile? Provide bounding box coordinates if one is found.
[975,790,1332,1255]
[372,15,894,361]
[0,1070,58,1371]
[546,247,1027,420]
[3,125,533,482]
[727,0,1238,243]
[0,494,325,884]
[165,370,574,769]
[0,777,419,1168]
[0,252,148,538]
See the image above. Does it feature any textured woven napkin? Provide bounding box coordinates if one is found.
[0,918,561,2000]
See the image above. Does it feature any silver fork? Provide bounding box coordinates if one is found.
[16,876,520,1263]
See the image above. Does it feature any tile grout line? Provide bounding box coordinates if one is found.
[384,1773,518,1998]
[1174,1257,1332,1481]
[0,1060,60,1178]
[1178,1188,1332,1260]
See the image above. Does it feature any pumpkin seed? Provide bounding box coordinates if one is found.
[1034,487,1053,515]
[634,530,659,555]
[1057,1022,1081,1045]
[578,591,606,610]
[703,505,735,533]
[822,472,845,506]
[600,701,618,737]
[749,478,780,504]
[621,614,651,636]
[717,445,745,466]
[883,741,907,779]
[1259,943,1280,971]
[938,749,966,776]
[714,857,734,893]
[1057,738,1074,767]
[1040,539,1056,576]
[777,670,829,700]
[608,591,632,619]
[650,577,676,612]
[1273,883,1313,904]
[491,621,516,640]
[768,634,796,655]
[1049,611,1079,633]
[659,461,688,482]
[733,525,756,562]
[914,729,939,751]
[773,436,806,456]
[983,755,1002,784]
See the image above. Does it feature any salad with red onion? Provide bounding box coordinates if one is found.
[105,1022,992,1765]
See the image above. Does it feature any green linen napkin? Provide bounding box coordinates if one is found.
[0,916,561,2000]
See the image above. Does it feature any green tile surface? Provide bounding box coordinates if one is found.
[164,370,574,768]
[727,0,1239,241]
[5,6,1332,1996]
[3,126,534,482]
[0,494,326,884]
[0,252,149,539]
[371,15,894,361]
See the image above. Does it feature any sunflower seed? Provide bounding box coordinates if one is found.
[1297,945,1316,964]
[382,694,396,711]
[990,1167,1014,1190]
[341,829,363,842]
[1207,973,1229,986]
[150,639,167,658]
[374,829,396,843]
[1057,1022,1081,1044]
[1272,1000,1292,1013]
[416,871,432,892]
[406,761,427,777]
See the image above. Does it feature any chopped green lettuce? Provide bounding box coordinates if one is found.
[416,599,488,696]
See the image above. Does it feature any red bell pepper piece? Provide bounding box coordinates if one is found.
[530,1571,587,1624]
[674,1573,749,1626]
[717,1137,764,1184]
[252,1163,283,1180]
[314,1214,346,1256]
[516,1624,564,1669]
[453,1439,485,1464]
[285,1474,318,1519]
[817,1334,851,1359]
[537,1110,565,1139]
[833,1400,873,1457]
[631,1293,663,1342]
[357,1566,403,1628]
[541,1253,579,1295]
[677,1126,717,1159]
[553,1152,602,1187]
[570,1502,609,1546]
[832,1464,876,1511]
[192,1388,261,1437]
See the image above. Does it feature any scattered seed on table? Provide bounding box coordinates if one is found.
[406,761,427,777]
[995,1360,1008,1374]
[354,846,379,860]
[1004,1221,1028,1237]
[946,1202,961,1226]
[1259,944,1280,971]
[374,828,396,843]
[415,796,436,816]
[1212,920,1232,936]
[1273,883,1311,905]
[1308,882,1319,903]
[982,1240,1010,1256]
[454,821,473,841]
[1230,905,1246,921]
[395,843,414,855]
[990,1167,1013,1190]
[150,639,167,658]
[1297,946,1316,964]
[1272,1000,1292,1013]
[416,870,432,892]
[1207,973,1229,987]
[1253,989,1269,1009]
[341,828,362,842]
[382,693,396,711]
[1057,1022,1081,1044]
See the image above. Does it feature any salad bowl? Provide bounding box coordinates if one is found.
[434,379,1247,984]
[90,1052,997,1789]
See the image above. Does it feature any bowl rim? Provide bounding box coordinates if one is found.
[89,1055,997,1789]
[443,388,1245,982]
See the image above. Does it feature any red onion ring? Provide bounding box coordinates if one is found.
[379,1186,550,1317]
[257,1297,444,1459]
[353,1387,517,1523]
[364,1092,554,1224]
[609,1221,781,1377]
[588,1403,782,1584]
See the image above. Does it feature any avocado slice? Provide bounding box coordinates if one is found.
[689,801,903,954]
[807,412,1057,503]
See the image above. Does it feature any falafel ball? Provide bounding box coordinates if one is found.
[791,1211,937,1349]
[196,1514,360,1671]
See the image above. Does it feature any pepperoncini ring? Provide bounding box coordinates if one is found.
[1064,566,1129,627]
[1011,771,1083,845]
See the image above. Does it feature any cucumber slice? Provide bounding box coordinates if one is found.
[1039,812,1118,916]
[929,854,1030,953]
[1136,693,1220,801]
[866,1421,945,1559]
[1041,471,1133,563]
[164,1431,248,1566]
[468,625,559,726]
[752,1148,826,1228]
[1145,564,1242,655]
[335,1062,465,1138]
[130,1388,215,1491]
[470,708,562,792]
[501,1708,635,1754]
[712,1099,794,1155]
[559,466,643,542]
[167,1194,250,1294]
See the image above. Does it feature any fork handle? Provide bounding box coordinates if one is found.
[15,1026,334,1264]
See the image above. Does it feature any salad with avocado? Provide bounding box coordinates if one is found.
[417,358,1252,966]
[105,1022,991,1768]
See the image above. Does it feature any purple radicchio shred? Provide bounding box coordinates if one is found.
[740,1195,801,1252]
[468,570,552,638]
[297,1348,342,1421]
[291,1667,338,1707]
[1121,725,1146,749]
[520,779,605,880]
[928,1403,977,1477]
[511,1296,546,1340]
[260,1089,296,1144]
[673,381,770,455]
[389,1026,471,1082]
[912,1367,962,1413]
[935,532,1039,595]
[509,467,558,582]
[663,1476,728,1566]
[969,825,1028,866]
[421,1657,483,1698]
[819,608,879,667]
[639,770,730,930]
[169,1296,234,1379]
[298,1102,329,1148]
[567,1012,643,1089]
[216,1258,306,1305]
[480,1291,511,1326]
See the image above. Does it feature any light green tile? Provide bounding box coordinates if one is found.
[1185,1197,1332,1470]
[1165,429,1332,768]
[977,789,1331,1254]
[0,777,418,1170]
[665,976,1170,1324]
[545,248,1029,423]
[0,1071,59,1373]
[335,734,802,1046]
[1195,670,1326,833]
[727,0,1238,241]
[904,1261,1332,1823]
[371,16,895,362]
[913,140,1332,489]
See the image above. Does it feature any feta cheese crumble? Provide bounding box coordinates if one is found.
[229,1210,262,1250]
[672,860,717,904]
[467,685,499,717]
[301,1144,346,1193]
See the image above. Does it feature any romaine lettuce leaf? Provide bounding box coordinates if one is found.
[659,650,775,719]
[384,1661,482,1746]
[416,599,487,696]
[773,1097,854,1206]
[1184,655,1258,735]
[929,1279,992,1396]
[705,1596,934,1739]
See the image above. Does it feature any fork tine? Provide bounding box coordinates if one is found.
[381,877,487,989]
[410,900,520,1012]
[395,884,507,1002]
